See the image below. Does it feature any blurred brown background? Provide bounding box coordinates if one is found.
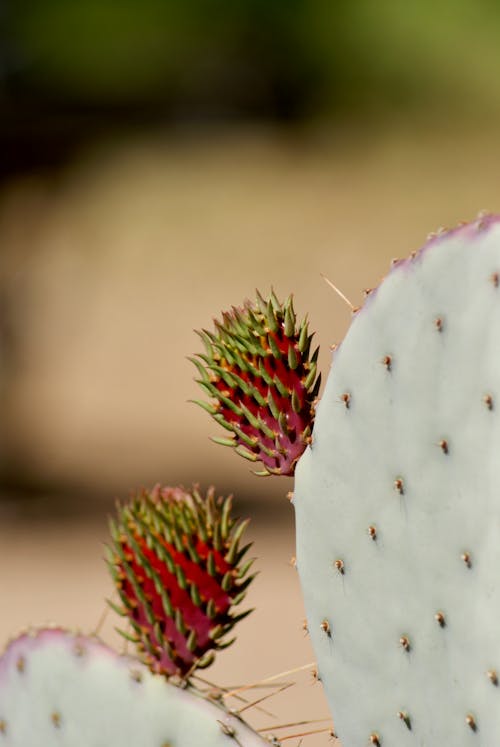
[2,2,500,742]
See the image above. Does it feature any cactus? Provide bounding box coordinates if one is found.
[194,215,500,745]
[294,214,500,745]
[107,484,254,679]
[0,627,270,747]
[191,291,320,475]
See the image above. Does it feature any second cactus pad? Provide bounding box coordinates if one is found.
[0,628,269,747]
[294,215,500,745]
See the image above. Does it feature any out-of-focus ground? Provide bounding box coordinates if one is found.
[2,125,500,501]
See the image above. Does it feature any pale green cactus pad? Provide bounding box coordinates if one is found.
[294,215,500,745]
[0,628,269,747]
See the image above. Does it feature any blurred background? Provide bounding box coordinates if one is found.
[2,2,500,741]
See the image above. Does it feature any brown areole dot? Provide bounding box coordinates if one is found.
[219,722,236,738]
[368,525,377,541]
[438,439,449,454]
[51,712,61,728]
[340,392,351,409]
[465,714,477,732]
[382,355,392,371]
[435,611,446,627]
[399,636,411,652]
[487,670,498,686]
[73,642,86,657]
[397,711,411,730]
[320,619,331,637]
[490,272,499,288]
[461,552,472,568]
[434,317,443,332]
[483,394,494,410]
[394,478,404,495]
[334,559,345,575]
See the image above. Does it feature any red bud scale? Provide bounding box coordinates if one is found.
[107,485,254,679]
[192,291,320,476]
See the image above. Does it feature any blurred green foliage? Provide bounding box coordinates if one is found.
[4,0,500,117]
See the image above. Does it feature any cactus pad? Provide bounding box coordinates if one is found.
[0,628,269,747]
[192,291,320,476]
[294,215,500,745]
[108,485,254,678]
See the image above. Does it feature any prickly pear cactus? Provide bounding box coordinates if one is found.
[0,628,269,747]
[294,215,500,745]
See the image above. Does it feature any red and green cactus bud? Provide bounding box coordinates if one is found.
[107,485,254,679]
[191,291,320,476]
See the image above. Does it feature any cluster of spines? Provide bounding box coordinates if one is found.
[192,291,320,476]
[107,485,254,679]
